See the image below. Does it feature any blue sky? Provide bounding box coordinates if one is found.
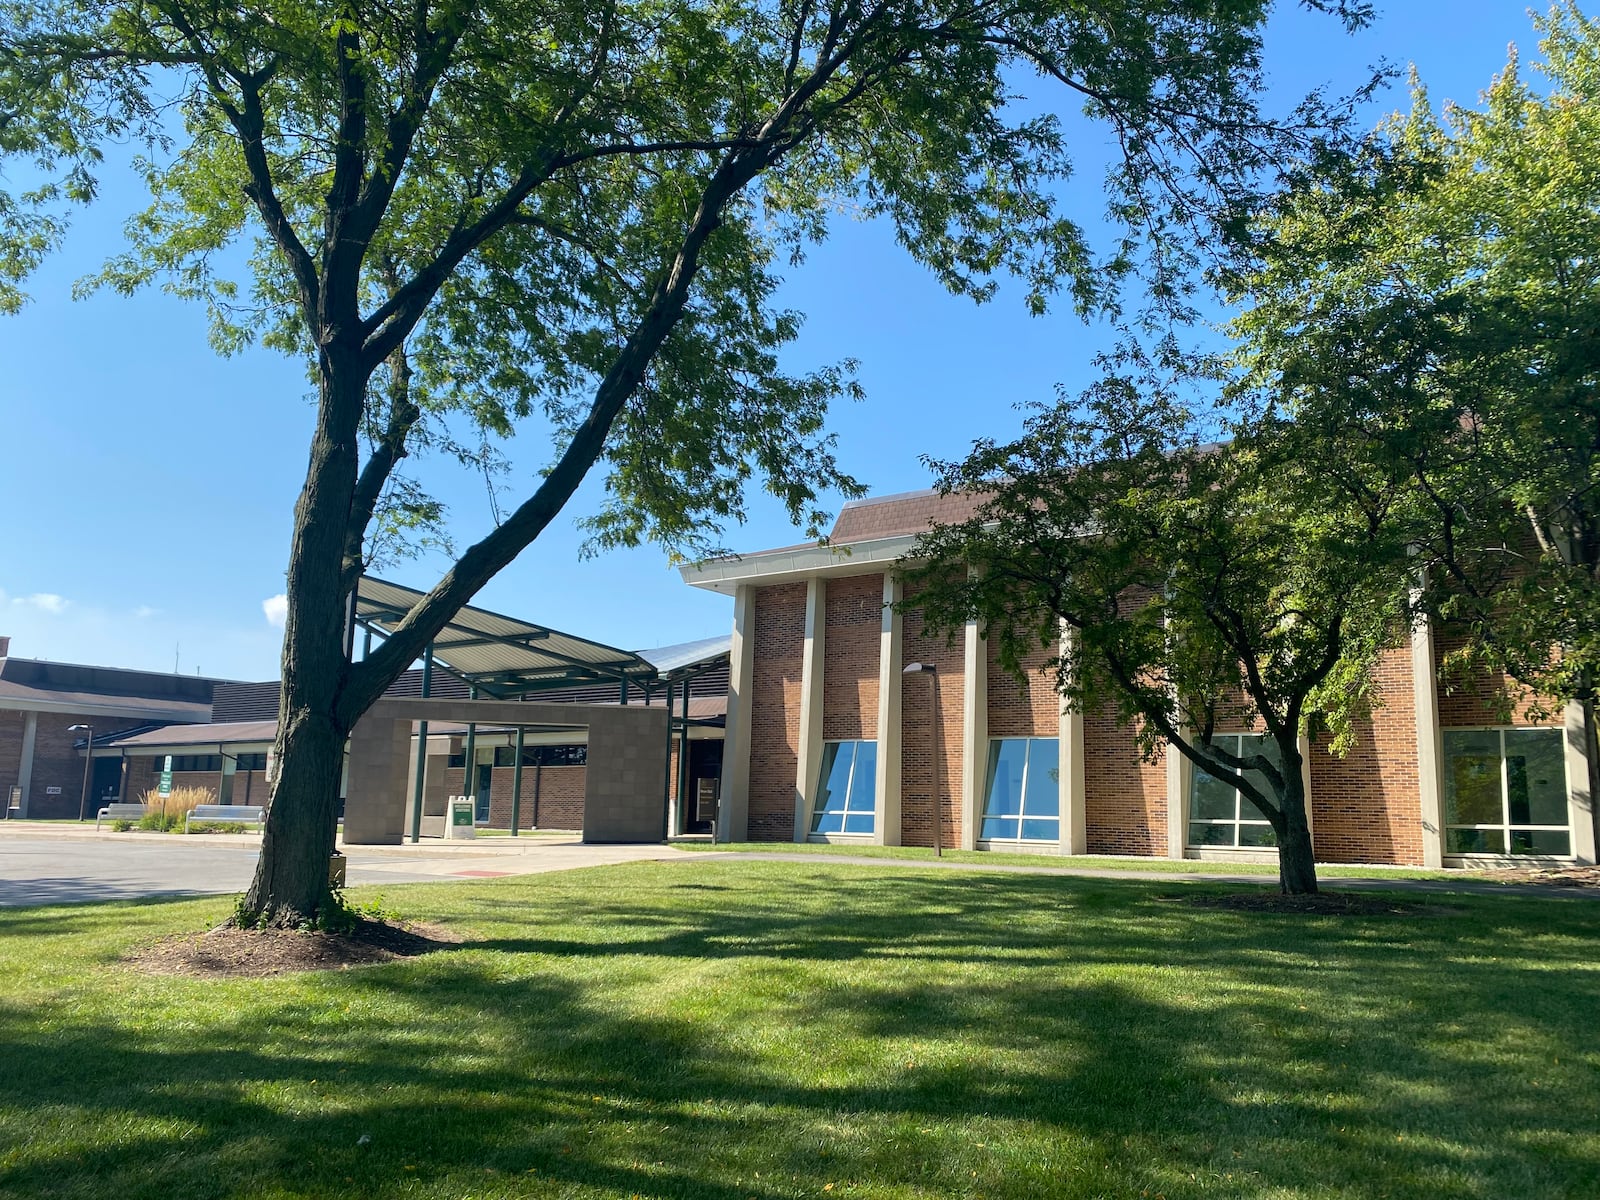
[0,2,1549,680]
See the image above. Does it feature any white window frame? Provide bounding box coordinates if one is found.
[1443,726,1573,858]
[978,737,1061,847]
[1186,733,1277,851]
[808,739,877,841]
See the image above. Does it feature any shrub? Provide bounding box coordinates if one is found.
[139,785,214,832]
[110,819,132,832]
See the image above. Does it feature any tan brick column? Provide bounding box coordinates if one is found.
[1565,702,1597,864]
[793,577,826,841]
[1058,622,1087,855]
[874,572,904,845]
[960,612,987,850]
[1410,603,1445,868]
[1166,738,1190,860]
[718,584,757,843]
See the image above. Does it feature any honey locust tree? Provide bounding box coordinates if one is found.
[906,362,1417,894]
[1231,3,1600,826]
[0,0,1375,925]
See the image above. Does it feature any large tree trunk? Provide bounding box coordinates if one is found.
[241,697,347,924]
[1274,742,1318,895]
[238,359,365,927]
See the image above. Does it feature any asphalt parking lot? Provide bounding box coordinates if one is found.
[0,832,681,907]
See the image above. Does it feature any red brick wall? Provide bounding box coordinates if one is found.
[899,585,965,850]
[0,710,21,807]
[822,574,884,741]
[748,581,807,841]
[445,763,587,829]
[986,637,1057,738]
[18,720,179,819]
[1309,645,1424,865]
[122,757,224,807]
[1435,632,1564,728]
[1083,707,1168,856]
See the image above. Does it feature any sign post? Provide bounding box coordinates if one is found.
[158,755,173,811]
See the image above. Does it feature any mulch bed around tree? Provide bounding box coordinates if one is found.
[125,917,465,978]
[1172,892,1438,916]
[1479,864,1600,889]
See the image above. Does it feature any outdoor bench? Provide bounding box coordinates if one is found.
[185,804,267,833]
[94,803,147,830]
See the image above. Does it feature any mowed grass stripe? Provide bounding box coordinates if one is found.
[0,861,1594,1199]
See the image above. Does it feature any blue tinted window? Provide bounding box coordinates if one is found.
[811,741,877,836]
[981,739,1060,842]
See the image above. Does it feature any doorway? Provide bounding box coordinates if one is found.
[474,762,492,822]
[92,757,124,805]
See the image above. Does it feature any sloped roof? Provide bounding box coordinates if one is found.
[0,657,216,722]
[356,577,657,697]
[637,635,730,678]
[100,720,279,750]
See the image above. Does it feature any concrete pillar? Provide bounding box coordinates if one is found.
[16,711,37,817]
[794,577,826,841]
[1299,733,1316,849]
[1166,738,1189,860]
[219,752,237,805]
[345,715,413,844]
[1565,701,1597,864]
[960,613,987,851]
[718,584,756,842]
[1059,626,1087,854]
[1410,603,1446,868]
[874,572,904,846]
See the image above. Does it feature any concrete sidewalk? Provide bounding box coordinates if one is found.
[0,832,683,907]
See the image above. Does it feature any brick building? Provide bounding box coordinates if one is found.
[0,637,220,819]
[683,489,1598,868]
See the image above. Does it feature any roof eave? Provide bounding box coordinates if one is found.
[678,533,926,594]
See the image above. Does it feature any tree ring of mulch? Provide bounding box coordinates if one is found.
[1170,892,1440,916]
[124,917,465,978]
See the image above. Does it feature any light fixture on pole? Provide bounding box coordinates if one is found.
[68,724,95,822]
[902,662,943,857]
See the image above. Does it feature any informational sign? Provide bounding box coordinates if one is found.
[45,786,62,796]
[158,755,173,799]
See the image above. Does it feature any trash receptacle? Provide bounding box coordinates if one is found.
[328,851,347,889]
[448,796,476,840]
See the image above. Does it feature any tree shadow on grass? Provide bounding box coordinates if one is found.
[0,869,1595,1199]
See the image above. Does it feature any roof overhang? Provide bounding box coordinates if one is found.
[678,534,924,595]
[356,577,660,697]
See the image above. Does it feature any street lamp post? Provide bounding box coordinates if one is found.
[68,724,95,822]
[902,663,942,857]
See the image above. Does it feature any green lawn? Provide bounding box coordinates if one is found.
[1,862,1595,1199]
[672,839,1471,879]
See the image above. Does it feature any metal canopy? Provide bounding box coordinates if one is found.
[355,577,659,698]
[638,634,731,683]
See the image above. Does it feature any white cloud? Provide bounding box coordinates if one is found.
[12,593,68,614]
[133,606,159,620]
[263,594,288,628]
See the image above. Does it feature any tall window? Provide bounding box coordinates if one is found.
[981,738,1060,841]
[1444,728,1570,855]
[811,740,877,835]
[1188,734,1278,848]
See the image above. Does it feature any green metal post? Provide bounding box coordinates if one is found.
[662,680,675,839]
[679,680,691,827]
[408,643,433,843]
[510,726,526,836]
[619,678,629,705]
[462,685,478,822]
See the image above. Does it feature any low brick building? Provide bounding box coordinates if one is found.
[0,638,220,819]
[683,489,1598,868]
